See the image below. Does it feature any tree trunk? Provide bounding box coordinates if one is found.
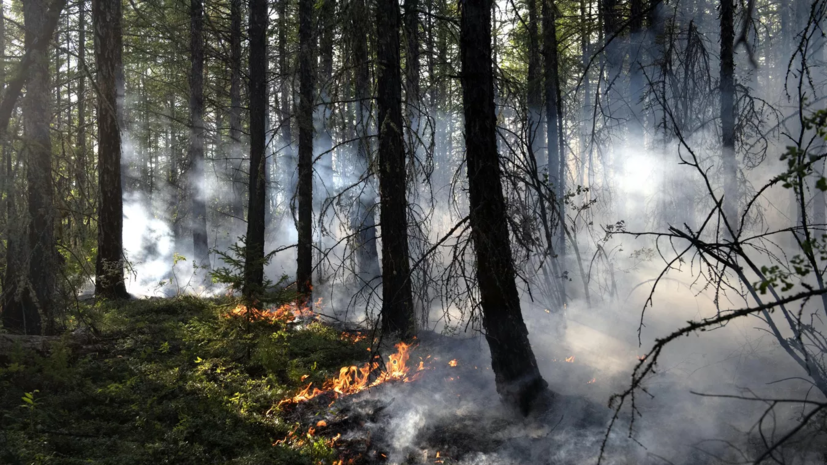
[543,0,566,304]
[77,0,88,217]
[242,0,268,299]
[93,0,128,299]
[720,0,738,231]
[459,0,548,414]
[404,0,420,148]
[188,0,209,269]
[353,0,380,282]
[278,0,295,203]
[527,0,543,164]
[296,0,314,296]
[628,0,644,142]
[229,0,244,225]
[542,0,559,181]
[23,0,57,333]
[377,0,415,338]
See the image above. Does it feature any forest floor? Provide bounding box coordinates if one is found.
[0,296,377,464]
[0,296,621,465]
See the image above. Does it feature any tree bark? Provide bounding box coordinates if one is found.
[527,0,543,164]
[720,0,738,231]
[353,0,380,282]
[242,0,268,299]
[77,0,88,216]
[278,0,295,202]
[459,0,548,414]
[628,0,644,141]
[229,0,244,225]
[93,0,128,299]
[296,0,314,297]
[188,0,209,269]
[377,0,415,338]
[404,0,421,146]
[543,0,566,304]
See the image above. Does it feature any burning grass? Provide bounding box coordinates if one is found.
[279,341,424,406]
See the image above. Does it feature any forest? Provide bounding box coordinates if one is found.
[1,0,826,462]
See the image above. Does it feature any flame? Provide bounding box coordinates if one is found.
[588,377,596,384]
[448,359,458,367]
[279,342,422,406]
[340,331,368,343]
[224,299,322,325]
[565,356,575,363]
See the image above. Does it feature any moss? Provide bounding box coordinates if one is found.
[0,297,355,464]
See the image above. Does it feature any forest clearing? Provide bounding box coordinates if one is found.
[2,0,827,463]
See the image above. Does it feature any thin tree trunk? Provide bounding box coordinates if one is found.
[459,0,548,414]
[296,0,314,296]
[278,0,294,202]
[404,0,420,149]
[543,0,565,304]
[188,0,209,269]
[527,0,543,163]
[353,0,380,282]
[243,0,268,299]
[720,0,738,231]
[93,0,128,299]
[229,0,244,225]
[628,0,644,141]
[77,0,87,213]
[377,0,415,338]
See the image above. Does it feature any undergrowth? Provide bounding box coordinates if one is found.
[0,296,369,464]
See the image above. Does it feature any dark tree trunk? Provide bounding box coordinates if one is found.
[459,0,548,415]
[720,0,738,230]
[628,0,644,141]
[542,0,559,180]
[353,0,380,282]
[93,0,128,299]
[404,0,420,141]
[77,0,88,215]
[188,0,209,269]
[543,0,566,303]
[527,0,543,162]
[23,0,57,334]
[278,0,295,200]
[229,0,244,225]
[242,0,268,299]
[377,0,415,338]
[296,0,314,296]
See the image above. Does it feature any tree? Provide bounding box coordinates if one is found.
[94,0,129,299]
[459,0,547,414]
[352,0,380,282]
[187,0,210,270]
[296,0,314,297]
[229,0,244,224]
[527,0,543,162]
[543,0,565,304]
[376,0,415,338]
[2,0,63,334]
[628,0,645,141]
[242,0,268,300]
[720,0,738,232]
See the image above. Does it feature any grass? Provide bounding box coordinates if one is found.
[0,296,370,465]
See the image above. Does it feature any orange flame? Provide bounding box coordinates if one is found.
[224,299,322,325]
[279,342,422,406]
[565,356,575,363]
[587,377,596,384]
[448,359,458,367]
